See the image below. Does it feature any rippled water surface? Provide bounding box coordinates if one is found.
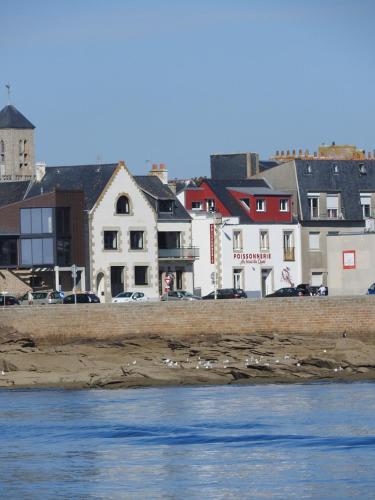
[1,383,375,498]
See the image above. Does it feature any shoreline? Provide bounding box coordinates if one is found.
[1,327,375,390]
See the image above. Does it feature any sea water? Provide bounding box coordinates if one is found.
[1,382,375,499]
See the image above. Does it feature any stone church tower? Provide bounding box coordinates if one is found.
[0,104,35,181]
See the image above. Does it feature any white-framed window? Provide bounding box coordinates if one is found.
[309,232,320,250]
[279,199,289,212]
[259,230,269,251]
[326,194,339,219]
[360,193,371,218]
[308,193,320,218]
[233,268,243,289]
[191,201,202,210]
[283,231,294,261]
[233,230,242,251]
[206,199,215,212]
[256,199,266,212]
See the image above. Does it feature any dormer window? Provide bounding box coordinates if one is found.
[191,201,202,210]
[116,195,130,214]
[256,199,266,212]
[333,163,339,174]
[280,199,289,212]
[306,163,312,174]
[240,198,250,211]
[206,199,215,212]
[159,199,174,213]
[359,163,367,175]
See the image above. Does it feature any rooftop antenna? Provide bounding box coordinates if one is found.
[5,83,11,104]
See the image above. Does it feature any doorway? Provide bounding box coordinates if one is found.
[261,268,273,297]
[110,266,124,298]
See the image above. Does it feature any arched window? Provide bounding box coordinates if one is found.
[116,195,130,214]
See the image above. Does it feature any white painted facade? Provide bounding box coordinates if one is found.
[89,164,159,302]
[191,212,302,297]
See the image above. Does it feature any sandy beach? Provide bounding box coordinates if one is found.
[1,325,375,389]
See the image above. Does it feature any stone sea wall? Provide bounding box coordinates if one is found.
[0,296,374,344]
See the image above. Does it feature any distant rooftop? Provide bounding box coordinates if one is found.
[271,143,374,161]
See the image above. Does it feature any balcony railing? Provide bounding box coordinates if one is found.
[283,247,295,261]
[158,247,199,260]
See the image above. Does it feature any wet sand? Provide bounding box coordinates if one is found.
[1,326,375,389]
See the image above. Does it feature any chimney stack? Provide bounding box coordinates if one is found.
[148,163,168,184]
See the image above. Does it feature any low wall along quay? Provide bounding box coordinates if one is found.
[0,296,374,344]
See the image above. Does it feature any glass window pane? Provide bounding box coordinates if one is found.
[42,208,53,233]
[32,239,43,263]
[20,209,31,234]
[21,239,32,265]
[42,238,54,264]
[31,208,42,233]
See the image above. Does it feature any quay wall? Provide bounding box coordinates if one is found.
[0,297,375,344]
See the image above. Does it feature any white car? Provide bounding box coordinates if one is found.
[112,291,148,303]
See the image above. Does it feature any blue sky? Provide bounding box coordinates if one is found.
[2,0,375,178]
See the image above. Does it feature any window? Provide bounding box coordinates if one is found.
[260,230,269,251]
[233,268,243,289]
[283,231,294,261]
[130,231,144,250]
[240,198,250,211]
[0,140,4,162]
[104,230,118,250]
[56,239,71,266]
[311,272,323,287]
[308,194,319,218]
[158,200,174,213]
[333,164,339,174]
[116,196,130,214]
[279,199,289,212]
[326,194,339,219]
[20,208,53,234]
[21,238,54,265]
[56,208,70,236]
[359,163,367,175]
[233,230,242,251]
[309,232,320,250]
[360,194,371,218]
[206,199,215,212]
[306,164,312,174]
[191,201,202,210]
[134,266,148,285]
[256,199,266,212]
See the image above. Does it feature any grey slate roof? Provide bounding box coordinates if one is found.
[203,178,285,224]
[0,181,30,208]
[135,175,191,221]
[26,164,117,209]
[0,105,35,129]
[227,186,290,196]
[295,159,375,222]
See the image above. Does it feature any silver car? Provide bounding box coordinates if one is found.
[161,291,201,301]
[19,290,64,305]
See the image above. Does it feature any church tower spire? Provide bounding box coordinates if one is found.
[0,91,35,181]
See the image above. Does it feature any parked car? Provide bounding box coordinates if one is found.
[265,287,309,298]
[202,288,246,300]
[19,290,64,305]
[161,291,201,301]
[112,291,148,303]
[296,284,320,296]
[368,283,375,295]
[0,295,20,306]
[63,293,100,304]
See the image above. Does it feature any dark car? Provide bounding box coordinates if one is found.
[0,295,20,306]
[63,293,100,304]
[265,287,309,298]
[296,284,320,296]
[202,288,246,300]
